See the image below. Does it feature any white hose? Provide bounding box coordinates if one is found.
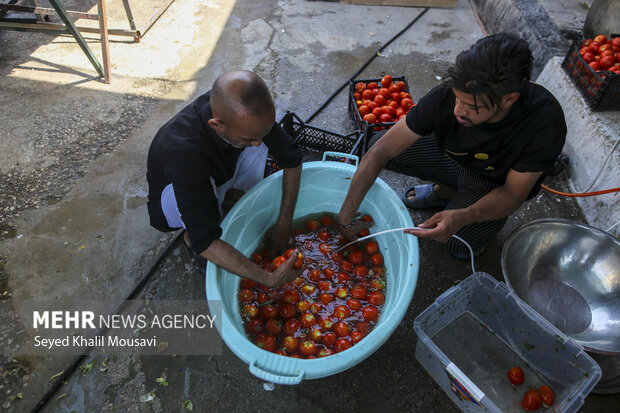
[337,227,476,273]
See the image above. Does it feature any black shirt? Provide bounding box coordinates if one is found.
[146,91,303,254]
[405,82,566,183]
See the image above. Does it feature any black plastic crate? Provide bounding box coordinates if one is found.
[561,38,620,111]
[265,112,363,176]
[348,76,412,152]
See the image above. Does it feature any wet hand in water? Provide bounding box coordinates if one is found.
[263,251,302,287]
[338,218,373,241]
[265,220,292,257]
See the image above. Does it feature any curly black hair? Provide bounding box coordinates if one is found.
[444,33,533,110]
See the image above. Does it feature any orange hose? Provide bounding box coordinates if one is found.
[541,184,620,197]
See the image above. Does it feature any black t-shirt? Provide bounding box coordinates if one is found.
[405,82,566,184]
[146,91,303,254]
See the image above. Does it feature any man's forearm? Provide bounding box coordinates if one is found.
[338,148,385,225]
[277,164,302,223]
[201,239,267,280]
[460,186,525,226]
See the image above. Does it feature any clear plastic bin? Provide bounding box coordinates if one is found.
[414,272,601,412]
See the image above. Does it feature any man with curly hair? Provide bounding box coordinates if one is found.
[337,33,566,258]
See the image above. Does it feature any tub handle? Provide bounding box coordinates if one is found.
[322,151,359,166]
[249,360,304,385]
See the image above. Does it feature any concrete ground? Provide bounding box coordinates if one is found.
[0,0,618,411]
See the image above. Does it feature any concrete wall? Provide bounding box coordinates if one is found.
[536,57,620,235]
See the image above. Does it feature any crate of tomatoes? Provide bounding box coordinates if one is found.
[348,74,415,152]
[265,111,364,176]
[561,33,620,110]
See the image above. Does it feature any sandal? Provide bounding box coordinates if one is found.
[401,184,450,209]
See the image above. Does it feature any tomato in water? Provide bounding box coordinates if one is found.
[279,303,295,319]
[350,284,368,300]
[245,318,263,335]
[349,250,363,264]
[265,318,283,335]
[273,255,287,268]
[367,291,385,306]
[362,306,379,322]
[507,366,524,385]
[296,300,310,312]
[521,389,542,412]
[260,304,278,319]
[365,241,379,254]
[334,321,350,337]
[318,230,330,241]
[347,298,362,311]
[281,336,299,353]
[299,341,317,356]
[539,385,554,406]
[238,289,255,303]
[335,338,353,353]
[283,319,300,335]
[255,334,277,352]
[322,331,337,346]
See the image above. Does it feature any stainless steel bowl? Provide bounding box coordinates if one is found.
[502,218,620,393]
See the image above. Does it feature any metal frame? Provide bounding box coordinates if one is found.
[0,0,176,82]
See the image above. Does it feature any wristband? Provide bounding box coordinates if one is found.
[340,221,356,229]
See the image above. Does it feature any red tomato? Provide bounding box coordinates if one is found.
[594,34,608,45]
[350,330,365,344]
[362,89,374,100]
[319,318,333,331]
[599,43,613,54]
[340,260,353,272]
[381,105,395,117]
[361,214,373,222]
[319,292,334,304]
[378,88,391,98]
[320,214,334,226]
[240,278,256,289]
[300,312,317,328]
[371,253,384,266]
[337,272,351,283]
[333,305,351,319]
[590,41,601,50]
[374,94,386,106]
[238,288,254,303]
[387,84,399,94]
[380,113,393,123]
[273,255,286,269]
[354,265,369,277]
[306,219,319,231]
[322,331,337,346]
[371,107,384,119]
[347,298,362,310]
[296,300,310,312]
[367,82,378,90]
[381,74,393,88]
[310,302,322,314]
[612,37,620,48]
[521,390,542,411]
[241,304,259,319]
[318,230,330,241]
[365,241,379,254]
[282,336,298,353]
[256,292,269,304]
[358,228,370,238]
[356,321,371,335]
[388,100,400,111]
[250,253,262,264]
[367,291,385,306]
[317,280,331,291]
[309,328,322,342]
[582,52,595,63]
[390,92,402,103]
[539,385,554,406]
[279,303,295,319]
[401,98,414,110]
[362,306,379,322]
[351,284,368,300]
[395,80,406,91]
[335,286,348,298]
[358,105,370,116]
[260,304,278,319]
[349,250,363,264]
[335,338,353,353]
[245,318,263,335]
[265,318,282,335]
[299,340,317,357]
[370,278,385,290]
[363,113,376,123]
[354,92,362,101]
[283,318,300,335]
[282,289,300,304]
[309,269,322,282]
[600,55,615,70]
[334,321,350,337]
[600,49,614,58]
[355,82,366,93]
[319,243,331,254]
[367,101,379,110]
[255,334,277,352]
[507,366,524,384]
[323,268,335,278]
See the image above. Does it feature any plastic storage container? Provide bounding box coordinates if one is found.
[206,152,419,384]
[414,272,601,412]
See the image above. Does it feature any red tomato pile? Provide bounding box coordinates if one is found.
[239,213,387,358]
[579,34,620,74]
[506,366,555,411]
[353,74,415,127]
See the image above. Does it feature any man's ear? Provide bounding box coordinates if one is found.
[503,92,520,108]
[208,117,225,132]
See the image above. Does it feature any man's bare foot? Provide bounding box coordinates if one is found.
[406,184,454,201]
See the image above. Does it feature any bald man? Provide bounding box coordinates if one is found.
[146,71,303,287]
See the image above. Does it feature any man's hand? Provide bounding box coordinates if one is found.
[404,209,467,242]
[264,219,292,257]
[337,216,373,241]
[260,252,302,287]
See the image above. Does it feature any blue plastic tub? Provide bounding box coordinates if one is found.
[206,152,419,384]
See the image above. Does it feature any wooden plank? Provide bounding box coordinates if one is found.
[340,0,458,8]
[97,0,111,83]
